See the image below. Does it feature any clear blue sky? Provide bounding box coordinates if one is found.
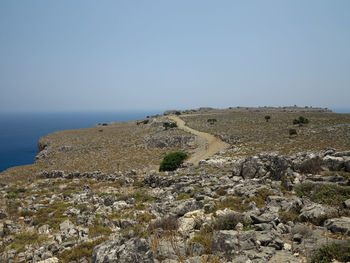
[1,0,349,112]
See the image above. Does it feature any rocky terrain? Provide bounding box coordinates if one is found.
[1,111,350,263]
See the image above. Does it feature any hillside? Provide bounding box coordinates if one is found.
[1,110,350,263]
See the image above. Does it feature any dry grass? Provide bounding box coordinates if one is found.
[182,112,350,157]
[0,121,192,184]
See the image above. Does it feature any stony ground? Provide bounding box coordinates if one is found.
[1,111,350,263]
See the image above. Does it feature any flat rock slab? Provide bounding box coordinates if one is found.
[268,251,303,263]
[325,217,350,235]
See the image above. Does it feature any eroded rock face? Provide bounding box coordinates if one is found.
[232,151,350,180]
[144,134,196,148]
[92,238,154,263]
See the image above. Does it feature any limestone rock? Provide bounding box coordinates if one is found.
[92,238,154,263]
[325,217,350,235]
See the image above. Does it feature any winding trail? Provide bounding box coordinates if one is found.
[168,115,230,165]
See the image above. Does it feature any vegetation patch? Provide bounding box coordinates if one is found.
[177,192,195,200]
[131,190,154,204]
[293,116,309,125]
[295,183,350,207]
[159,152,188,172]
[311,242,350,263]
[121,224,150,239]
[246,188,275,208]
[163,122,177,130]
[59,238,107,263]
[149,216,178,232]
[32,202,71,229]
[213,213,248,230]
[215,196,248,213]
[88,224,112,238]
[299,158,322,174]
[188,227,213,254]
[279,210,301,224]
[136,213,156,223]
[5,186,26,199]
[8,232,47,252]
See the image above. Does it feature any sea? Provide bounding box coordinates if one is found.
[0,111,161,173]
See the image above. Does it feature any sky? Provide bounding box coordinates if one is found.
[0,0,349,112]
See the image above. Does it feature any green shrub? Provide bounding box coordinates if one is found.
[159,152,187,171]
[293,116,309,125]
[289,128,297,136]
[137,119,149,125]
[163,122,177,130]
[207,119,217,125]
[295,183,350,207]
[264,115,271,122]
[311,242,350,263]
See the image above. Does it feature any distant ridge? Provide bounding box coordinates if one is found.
[164,106,332,115]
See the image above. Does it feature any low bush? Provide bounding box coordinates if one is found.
[293,116,309,125]
[177,192,194,200]
[299,157,322,174]
[289,128,297,136]
[131,190,154,204]
[188,227,213,254]
[59,238,107,263]
[149,216,178,232]
[88,224,112,238]
[159,152,188,171]
[213,213,246,230]
[295,183,350,207]
[279,210,301,224]
[163,122,177,130]
[207,119,217,125]
[215,188,227,196]
[32,202,71,229]
[246,188,275,208]
[216,196,248,212]
[137,119,149,125]
[9,232,47,252]
[311,242,350,263]
[136,213,156,223]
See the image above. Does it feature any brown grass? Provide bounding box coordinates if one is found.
[0,122,193,184]
[182,112,350,157]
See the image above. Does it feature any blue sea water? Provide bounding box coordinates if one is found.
[0,111,160,172]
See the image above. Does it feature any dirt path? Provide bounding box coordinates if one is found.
[168,115,230,165]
